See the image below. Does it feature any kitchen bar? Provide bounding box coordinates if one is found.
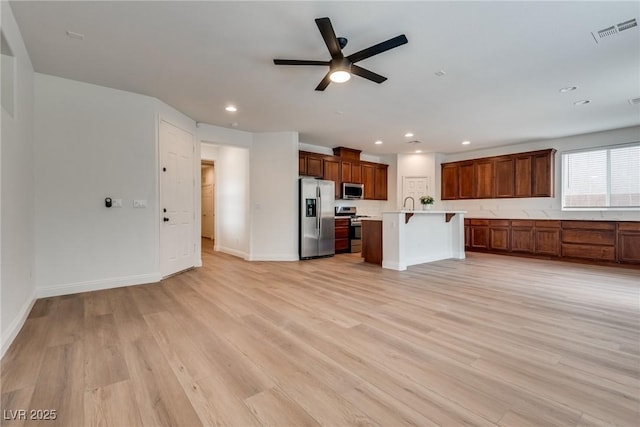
[380,210,466,271]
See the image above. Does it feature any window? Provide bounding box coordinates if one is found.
[562,143,640,209]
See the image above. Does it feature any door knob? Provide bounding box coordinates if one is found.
[163,217,169,222]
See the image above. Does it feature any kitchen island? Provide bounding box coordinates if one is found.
[379,210,466,271]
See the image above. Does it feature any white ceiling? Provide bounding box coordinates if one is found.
[9,1,640,154]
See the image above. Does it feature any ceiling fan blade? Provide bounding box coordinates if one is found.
[273,59,330,66]
[315,72,332,91]
[351,65,387,84]
[347,34,408,64]
[315,17,343,59]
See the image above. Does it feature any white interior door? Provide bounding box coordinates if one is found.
[160,120,195,277]
[403,176,430,206]
[201,165,214,240]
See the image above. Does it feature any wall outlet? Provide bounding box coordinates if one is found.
[113,198,123,208]
[133,199,147,208]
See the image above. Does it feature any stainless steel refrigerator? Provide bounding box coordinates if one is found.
[299,178,335,259]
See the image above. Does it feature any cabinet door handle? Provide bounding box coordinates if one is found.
[163,217,170,222]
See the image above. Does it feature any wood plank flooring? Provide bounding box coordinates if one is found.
[2,248,639,426]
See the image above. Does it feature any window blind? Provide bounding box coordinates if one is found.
[562,143,640,209]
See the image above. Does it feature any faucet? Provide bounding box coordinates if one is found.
[403,196,415,211]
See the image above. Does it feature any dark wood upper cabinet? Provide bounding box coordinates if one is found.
[299,151,323,178]
[341,161,353,183]
[474,159,495,198]
[441,163,459,200]
[298,147,387,200]
[323,159,340,199]
[441,148,555,200]
[374,164,388,200]
[458,162,474,199]
[514,155,532,197]
[532,151,555,197]
[351,163,362,184]
[362,163,375,199]
[495,157,515,198]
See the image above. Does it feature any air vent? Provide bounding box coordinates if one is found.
[591,18,637,43]
[629,97,640,105]
[597,26,617,39]
[618,18,637,32]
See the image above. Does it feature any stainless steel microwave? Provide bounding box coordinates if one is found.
[343,183,364,200]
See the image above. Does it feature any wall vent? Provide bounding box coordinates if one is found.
[591,18,637,43]
[629,97,640,105]
[618,18,637,32]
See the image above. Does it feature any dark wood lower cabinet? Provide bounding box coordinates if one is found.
[469,220,489,249]
[489,220,510,251]
[533,221,561,256]
[464,218,639,267]
[618,222,640,263]
[362,220,382,265]
[335,218,350,254]
[510,220,534,253]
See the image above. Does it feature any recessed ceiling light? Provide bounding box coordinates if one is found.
[434,70,446,77]
[404,132,414,137]
[573,100,591,106]
[462,140,471,145]
[415,150,422,153]
[374,140,383,145]
[65,30,84,40]
[225,105,237,112]
[559,86,578,92]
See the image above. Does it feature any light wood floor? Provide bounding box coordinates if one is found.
[2,250,639,426]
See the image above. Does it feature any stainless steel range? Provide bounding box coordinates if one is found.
[335,206,370,253]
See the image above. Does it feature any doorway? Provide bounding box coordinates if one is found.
[201,161,215,254]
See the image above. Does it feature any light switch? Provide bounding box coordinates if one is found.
[133,199,147,208]
[113,198,123,208]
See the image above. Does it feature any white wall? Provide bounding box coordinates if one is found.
[1,2,36,356]
[436,126,640,220]
[33,73,166,296]
[216,145,250,258]
[199,126,301,261]
[198,125,253,259]
[250,132,298,261]
[396,153,437,209]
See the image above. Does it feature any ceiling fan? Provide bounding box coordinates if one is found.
[273,17,408,91]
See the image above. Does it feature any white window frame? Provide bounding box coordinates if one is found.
[561,142,640,211]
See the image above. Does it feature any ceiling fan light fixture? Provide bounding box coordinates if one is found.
[329,70,351,83]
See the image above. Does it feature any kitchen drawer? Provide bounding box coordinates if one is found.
[561,244,615,261]
[335,218,350,227]
[618,222,640,232]
[335,227,349,239]
[489,219,510,227]
[470,219,489,226]
[535,220,561,228]
[562,229,615,246]
[562,220,615,231]
[511,220,534,228]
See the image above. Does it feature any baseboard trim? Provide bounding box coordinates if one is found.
[36,273,162,298]
[1,290,37,359]
[217,246,249,260]
[247,254,298,261]
[382,260,406,271]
